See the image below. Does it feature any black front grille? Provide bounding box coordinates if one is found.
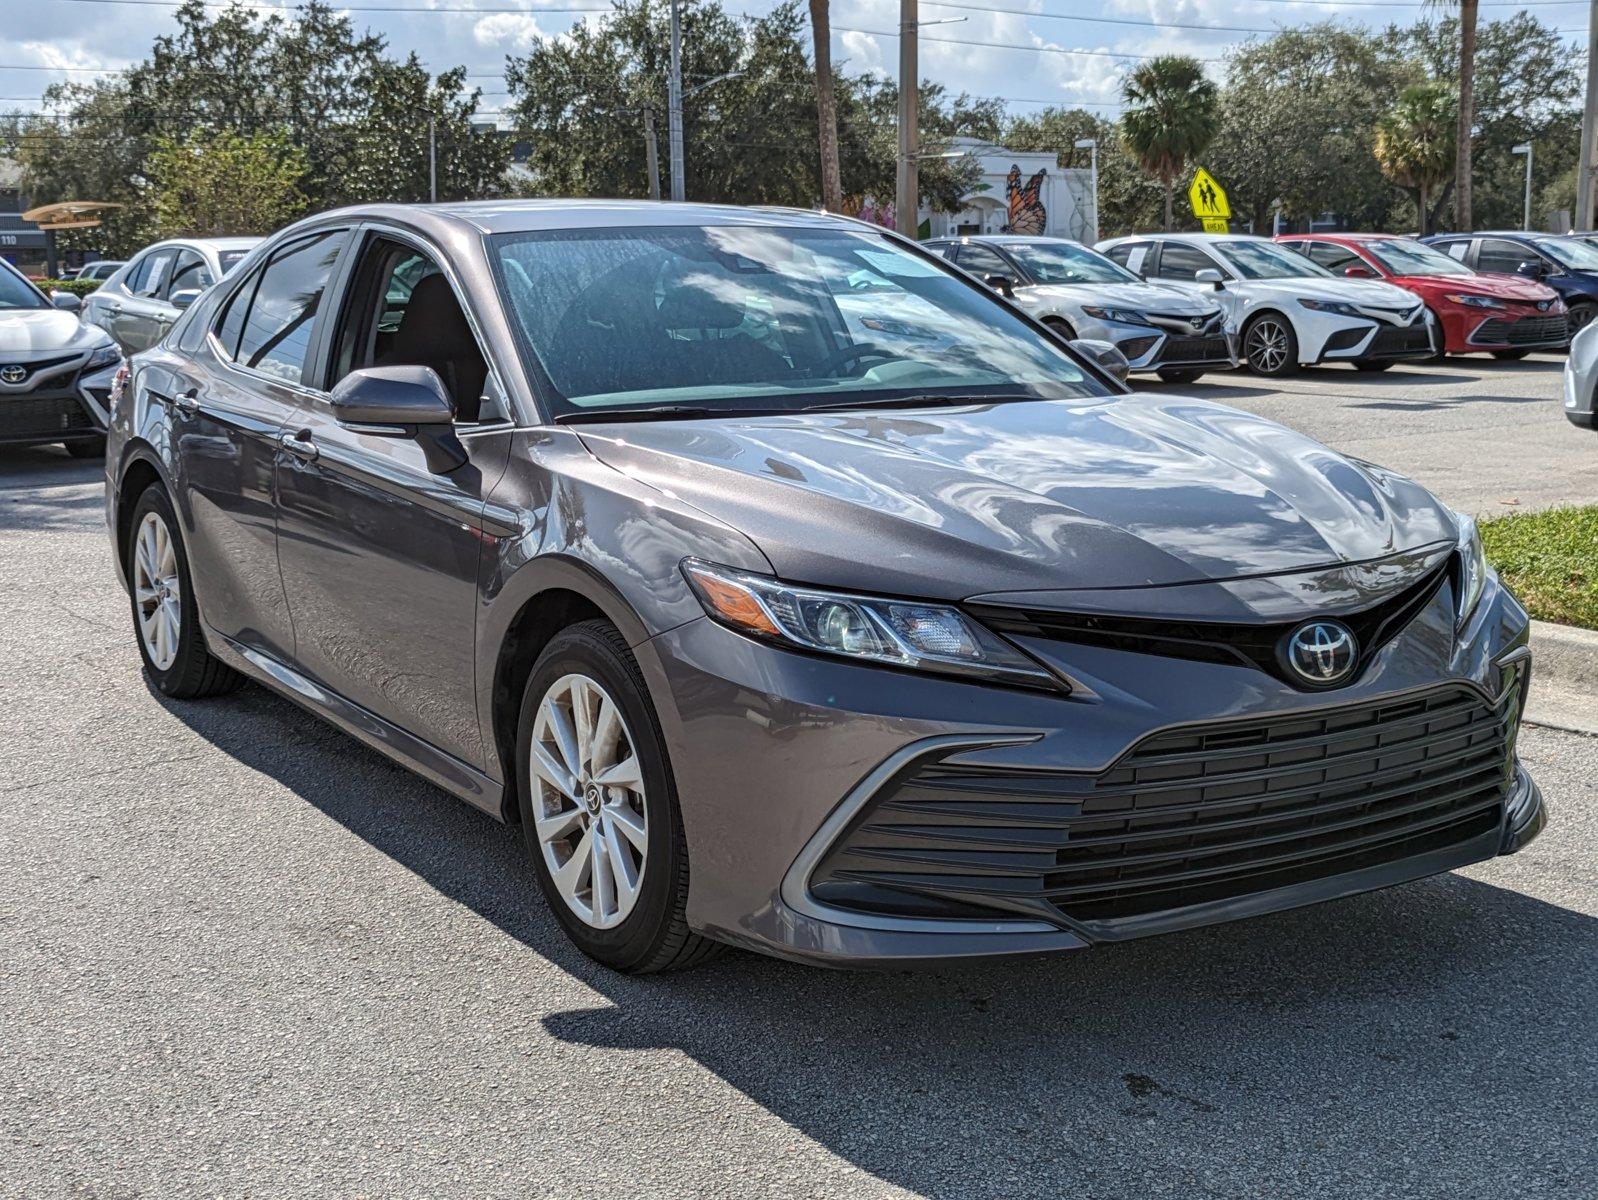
[1116,335,1160,361]
[1472,315,1569,347]
[0,353,79,386]
[810,685,1515,927]
[1365,323,1433,357]
[0,395,94,439]
[966,561,1448,690]
[1156,335,1230,364]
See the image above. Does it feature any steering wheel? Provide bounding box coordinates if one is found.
[809,342,904,378]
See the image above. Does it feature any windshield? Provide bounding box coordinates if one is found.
[0,263,47,311]
[218,249,253,275]
[1362,239,1474,277]
[1002,241,1140,285]
[1213,240,1334,280]
[1538,237,1598,270]
[489,225,1106,417]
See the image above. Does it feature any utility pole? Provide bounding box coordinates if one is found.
[1513,142,1533,231]
[895,0,918,237]
[645,109,661,201]
[1074,137,1098,243]
[668,0,685,202]
[1579,0,1598,229]
[428,116,437,203]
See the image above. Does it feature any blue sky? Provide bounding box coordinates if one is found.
[1,0,1588,124]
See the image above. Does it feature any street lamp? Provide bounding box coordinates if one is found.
[1512,142,1533,231]
[1074,137,1098,242]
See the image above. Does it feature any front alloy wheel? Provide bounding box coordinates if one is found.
[1244,314,1298,377]
[530,672,649,929]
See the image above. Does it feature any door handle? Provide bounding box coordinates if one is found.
[280,429,318,461]
[173,388,199,415]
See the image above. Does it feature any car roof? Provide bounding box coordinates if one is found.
[956,234,1084,245]
[1278,232,1397,243]
[1101,232,1269,245]
[310,199,866,238]
[139,236,263,254]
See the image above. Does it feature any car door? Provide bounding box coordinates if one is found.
[272,228,512,769]
[171,228,352,665]
[85,253,147,353]
[954,242,1022,290]
[118,248,179,353]
[1476,237,1545,279]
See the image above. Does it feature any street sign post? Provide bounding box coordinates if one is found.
[1189,168,1230,234]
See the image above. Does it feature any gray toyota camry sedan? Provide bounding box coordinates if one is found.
[104,201,1544,972]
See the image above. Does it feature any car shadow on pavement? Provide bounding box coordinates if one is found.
[154,679,1596,1198]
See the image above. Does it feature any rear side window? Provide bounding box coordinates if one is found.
[1152,243,1214,281]
[1305,242,1362,273]
[122,253,154,295]
[215,230,348,383]
[1104,241,1151,274]
[133,250,176,298]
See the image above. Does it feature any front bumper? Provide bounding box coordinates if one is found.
[1459,309,1570,353]
[640,572,1541,968]
[0,352,114,447]
[1309,311,1437,364]
[1074,314,1238,374]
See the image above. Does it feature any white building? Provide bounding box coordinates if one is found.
[920,138,1095,242]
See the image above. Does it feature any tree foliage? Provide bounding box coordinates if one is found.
[1119,56,1220,230]
[1373,81,1458,235]
[149,129,309,237]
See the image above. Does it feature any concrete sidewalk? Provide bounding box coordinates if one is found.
[1527,620,1598,737]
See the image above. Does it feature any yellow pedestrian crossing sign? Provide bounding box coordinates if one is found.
[1189,168,1230,220]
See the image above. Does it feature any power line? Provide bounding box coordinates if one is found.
[835,27,1226,63]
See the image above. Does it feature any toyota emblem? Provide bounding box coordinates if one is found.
[1537,300,1550,311]
[0,365,26,385]
[1282,621,1358,687]
[1190,316,1204,329]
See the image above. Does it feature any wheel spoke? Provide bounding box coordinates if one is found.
[571,678,595,768]
[550,827,594,904]
[603,820,640,904]
[530,742,579,800]
[605,801,648,853]
[592,754,641,790]
[542,696,582,778]
[534,803,584,842]
[591,697,621,771]
[590,830,615,921]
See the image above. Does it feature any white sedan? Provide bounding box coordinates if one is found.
[1096,232,1437,376]
[925,235,1235,384]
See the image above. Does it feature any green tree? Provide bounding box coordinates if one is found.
[148,129,308,237]
[1118,56,1220,230]
[1374,82,1458,236]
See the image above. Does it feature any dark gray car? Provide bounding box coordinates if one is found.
[104,201,1544,972]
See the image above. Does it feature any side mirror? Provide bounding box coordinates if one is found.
[1194,268,1224,290]
[330,365,464,472]
[1343,265,1374,279]
[1071,338,1131,384]
[1516,260,1548,278]
[983,273,1016,298]
[169,287,203,310]
[51,290,82,313]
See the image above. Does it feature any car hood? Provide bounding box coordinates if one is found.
[0,308,110,355]
[1020,281,1216,315]
[1397,273,1558,303]
[1235,275,1421,309]
[577,394,1456,600]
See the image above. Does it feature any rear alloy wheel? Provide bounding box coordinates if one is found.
[1243,314,1299,376]
[1492,349,1531,361]
[517,620,720,973]
[1156,368,1204,385]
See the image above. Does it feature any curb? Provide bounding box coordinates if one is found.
[1525,620,1598,737]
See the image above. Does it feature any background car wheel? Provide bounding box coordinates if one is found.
[1492,349,1531,361]
[1242,314,1299,377]
[64,437,106,459]
[1042,316,1078,341]
[1570,303,1597,334]
[1156,368,1204,385]
[1353,360,1395,372]
[126,485,244,699]
[516,619,721,974]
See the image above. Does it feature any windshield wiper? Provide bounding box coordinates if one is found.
[796,393,1038,415]
[553,405,722,424]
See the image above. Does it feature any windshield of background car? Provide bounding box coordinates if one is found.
[1214,240,1335,280]
[1538,237,1598,270]
[218,249,253,274]
[489,224,1105,416]
[1363,239,1474,277]
[0,264,46,311]
[1003,241,1141,285]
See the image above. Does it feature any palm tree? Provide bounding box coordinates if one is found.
[1373,81,1458,236]
[808,0,842,211]
[1119,56,1220,231]
[1430,0,1478,229]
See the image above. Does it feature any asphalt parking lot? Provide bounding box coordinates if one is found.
[2,360,1594,1199]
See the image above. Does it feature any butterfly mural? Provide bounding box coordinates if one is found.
[1005,165,1048,236]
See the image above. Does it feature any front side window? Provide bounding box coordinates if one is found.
[1304,242,1363,274]
[1211,239,1333,280]
[1153,243,1219,281]
[1476,239,1538,275]
[1362,239,1474,277]
[489,224,1105,418]
[1002,241,1140,285]
[0,261,46,310]
[954,243,1014,278]
[219,230,347,383]
[167,249,213,297]
[134,250,176,298]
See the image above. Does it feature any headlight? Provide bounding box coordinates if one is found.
[681,559,1060,690]
[1444,293,1506,309]
[1081,306,1152,327]
[1297,299,1364,318]
[1453,512,1487,630]
[84,343,122,371]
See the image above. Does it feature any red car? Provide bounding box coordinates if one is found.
[1276,233,1568,359]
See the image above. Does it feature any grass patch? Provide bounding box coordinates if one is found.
[1479,505,1598,630]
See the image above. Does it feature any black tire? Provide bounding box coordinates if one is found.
[1156,368,1204,385]
[1042,316,1078,341]
[125,484,244,699]
[1242,312,1300,377]
[1492,349,1531,361]
[1353,360,1395,372]
[64,436,106,459]
[516,619,722,974]
[1570,303,1597,334]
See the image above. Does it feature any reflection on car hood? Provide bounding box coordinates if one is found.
[1020,281,1216,314]
[0,308,109,355]
[1237,276,1422,309]
[578,394,1456,600]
